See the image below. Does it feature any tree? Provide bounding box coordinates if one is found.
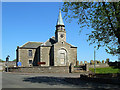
[106,58,110,63]
[0,59,4,62]
[13,59,16,61]
[102,60,104,63]
[62,2,120,56]
[0,59,3,62]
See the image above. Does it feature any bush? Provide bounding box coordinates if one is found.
[102,60,104,63]
[76,60,79,66]
[106,58,110,63]
[90,60,94,65]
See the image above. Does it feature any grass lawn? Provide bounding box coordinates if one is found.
[89,67,120,74]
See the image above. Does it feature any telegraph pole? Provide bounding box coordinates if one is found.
[118,44,120,62]
[94,46,96,73]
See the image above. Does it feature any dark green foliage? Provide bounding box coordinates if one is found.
[97,61,101,64]
[90,60,94,64]
[62,2,120,56]
[0,59,4,62]
[0,59,2,61]
[76,60,79,66]
[13,59,16,61]
[102,60,104,63]
[106,58,110,63]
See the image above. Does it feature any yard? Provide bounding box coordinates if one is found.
[89,67,120,74]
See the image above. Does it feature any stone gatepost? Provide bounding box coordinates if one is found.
[69,63,74,73]
[85,64,89,71]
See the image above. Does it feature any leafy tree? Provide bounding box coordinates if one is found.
[0,59,4,62]
[62,2,120,56]
[106,58,110,63]
[13,59,16,61]
[90,60,94,64]
[102,60,104,63]
[0,59,3,62]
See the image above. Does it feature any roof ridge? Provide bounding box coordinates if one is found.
[21,41,43,48]
[29,41,43,43]
[21,42,29,47]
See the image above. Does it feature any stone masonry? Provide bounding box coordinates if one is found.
[16,10,77,67]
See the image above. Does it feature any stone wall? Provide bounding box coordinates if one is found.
[8,66,69,73]
[89,63,109,68]
[54,41,77,66]
[0,62,5,71]
[40,46,51,66]
[70,48,77,66]
[56,30,66,42]
[18,48,37,67]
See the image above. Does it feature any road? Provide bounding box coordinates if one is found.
[2,72,120,89]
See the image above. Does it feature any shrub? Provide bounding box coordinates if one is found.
[102,60,104,63]
[76,60,79,66]
[90,60,94,65]
[106,58,110,63]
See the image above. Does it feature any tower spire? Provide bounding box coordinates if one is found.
[56,9,64,26]
[55,9,66,42]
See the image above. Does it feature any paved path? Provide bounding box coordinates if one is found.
[2,72,120,89]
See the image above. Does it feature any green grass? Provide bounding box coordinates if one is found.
[89,67,120,74]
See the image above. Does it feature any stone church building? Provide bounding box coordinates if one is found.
[16,10,77,67]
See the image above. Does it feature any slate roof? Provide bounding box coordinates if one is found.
[21,42,43,48]
[65,42,77,48]
[20,37,76,48]
[44,36,56,46]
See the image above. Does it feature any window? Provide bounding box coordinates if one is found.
[60,53,65,59]
[28,50,32,56]
[60,53,65,64]
[29,60,32,64]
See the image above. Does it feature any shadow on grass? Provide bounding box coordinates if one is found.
[108,62,120,73]
[23,76,120,89]
[108,62,120,69]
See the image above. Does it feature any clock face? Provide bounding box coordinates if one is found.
[60,34,64,38]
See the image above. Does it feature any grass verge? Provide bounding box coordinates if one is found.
[89,67,120,74]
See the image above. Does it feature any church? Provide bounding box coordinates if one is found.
[16,10,77,67]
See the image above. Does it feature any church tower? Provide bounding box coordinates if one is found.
[55,10,66,42]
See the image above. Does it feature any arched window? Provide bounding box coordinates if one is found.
[57,48,67,65]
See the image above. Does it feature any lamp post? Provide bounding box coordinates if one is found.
[94,46,96,73]
[6,55,10,72]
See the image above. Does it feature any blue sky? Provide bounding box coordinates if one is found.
[1,2,118,62]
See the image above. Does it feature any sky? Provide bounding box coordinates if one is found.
[1,2,118,62]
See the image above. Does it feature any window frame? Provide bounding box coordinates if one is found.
[28,50,32,57]
[29,60,32,64]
